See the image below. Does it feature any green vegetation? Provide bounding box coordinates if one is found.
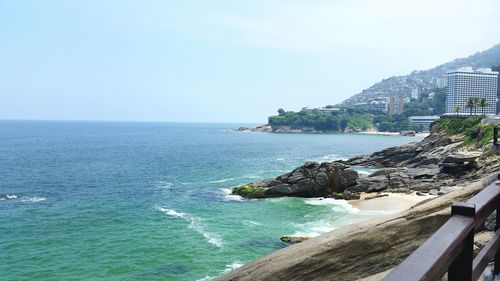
[268,87,447,133]
[436,116,494,147]
[268,109,373,132]
[232,184,266,198]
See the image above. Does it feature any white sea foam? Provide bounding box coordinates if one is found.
[222,261,244,273]
[20,196,46,203]
[303,198,360,214]
[208,178,238,184]
[220,188,244,201]
[1,194,46,203]
[6,194,18,199]
[311,154,348,162]
[242,220,262,227]
[156,206,223,247]
[196,276,213,281]
[290,220,336,237]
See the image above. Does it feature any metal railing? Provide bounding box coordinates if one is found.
[383,178,500,281]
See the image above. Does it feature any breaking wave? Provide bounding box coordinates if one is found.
[290,219,336,237]
[303,198,360,214]
[220,188,244,201]
[156,206,223,248]
[0,194,46,203]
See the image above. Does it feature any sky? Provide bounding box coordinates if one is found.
[1,0,500,123]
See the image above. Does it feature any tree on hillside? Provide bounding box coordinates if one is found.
[277,108,285,116]
[339,118,348,132]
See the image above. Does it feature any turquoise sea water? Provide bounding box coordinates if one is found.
[0,121,422,281]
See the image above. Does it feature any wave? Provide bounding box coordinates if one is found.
[196,277,213,281]
[20,196,47,203]
[222,261,244,274]
[220,188,244,201]
[310,154,348,162]
[290,219,336,237]
[303,198,360,214]
[207,178,239,184]
[242,220,262,227]
[156,207,223,248]
[196,261,244,281]
[0,194,46,203]
[155,181,173,189]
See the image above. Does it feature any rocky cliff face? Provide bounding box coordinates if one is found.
[233,122,500,198]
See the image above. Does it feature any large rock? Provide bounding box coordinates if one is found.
[442,151,482,164]
[234,162,359,198]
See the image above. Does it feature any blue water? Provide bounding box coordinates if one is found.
[0,121,421,280]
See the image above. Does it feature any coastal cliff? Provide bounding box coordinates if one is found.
[221,117,500,280]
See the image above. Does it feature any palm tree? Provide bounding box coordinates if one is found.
[479,98,488,115]
[466,97,476,116]
[454,106,461,117]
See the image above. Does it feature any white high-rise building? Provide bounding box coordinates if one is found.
[445,67,498,116]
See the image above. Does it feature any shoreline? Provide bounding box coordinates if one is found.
[349,192,436,213]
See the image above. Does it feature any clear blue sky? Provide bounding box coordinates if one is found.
[1,0,500,123]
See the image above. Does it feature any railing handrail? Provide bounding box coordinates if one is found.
[383,180,500,281]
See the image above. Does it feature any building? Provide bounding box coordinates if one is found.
[411,88,420,100]
[409,116,440,131]
[388,95,404,114]
[300,107,341,114]
[354,99,388,113]
[445,67,498,116]
[436,76,447,88]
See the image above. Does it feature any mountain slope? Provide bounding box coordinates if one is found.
[343,44,500,105]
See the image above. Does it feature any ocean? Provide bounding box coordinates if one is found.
[0,121,422,281]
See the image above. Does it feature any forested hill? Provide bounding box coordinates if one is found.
[344,44,500,105]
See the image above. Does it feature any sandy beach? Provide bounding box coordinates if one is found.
[350,192,436,212]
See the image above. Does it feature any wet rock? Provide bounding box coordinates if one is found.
[280,236,311,244]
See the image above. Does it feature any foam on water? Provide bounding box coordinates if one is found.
[222,261,244,273]
[290,219,336,237]
[310,154,348,162]
[220,188,244,201]
[208,178,239,184]
[242,220,262,227]
[0,194,46,203]
[20,196,47,203]
[303,198,360,214]
[157,207,223,248]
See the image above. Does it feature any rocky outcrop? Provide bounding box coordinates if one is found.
[280,236,311,244]
[234,122,500,198]
[218,175,497,281]
[238,124,273,132]
[233,162,358,198]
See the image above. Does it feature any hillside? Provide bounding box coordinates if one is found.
[343,44,500,105]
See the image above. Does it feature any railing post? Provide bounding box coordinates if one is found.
[448,202,475,281]
[495,174,500,276]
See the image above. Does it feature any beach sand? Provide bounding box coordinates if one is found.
[350,192,436,212]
